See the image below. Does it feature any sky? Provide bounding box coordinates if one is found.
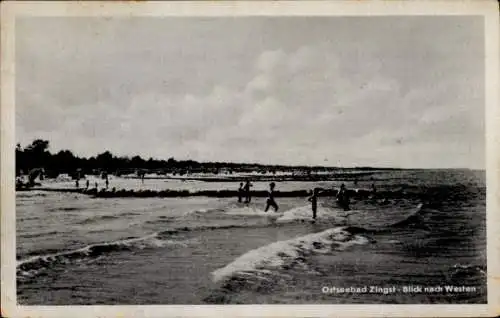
[15,16,485,169]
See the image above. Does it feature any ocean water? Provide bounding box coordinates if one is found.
[16,169,487,304]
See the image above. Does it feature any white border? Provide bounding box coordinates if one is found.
[1,1,499,317]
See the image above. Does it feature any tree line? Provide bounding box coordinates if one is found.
[16,139,398,179]
[15,139,323,178]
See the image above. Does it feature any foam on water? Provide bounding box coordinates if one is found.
[275,204,346,223]
[389,203,428,229]
[450,264,486,277]
[225,205,348,224]
[211,226,370,283]
[226,206,282,217]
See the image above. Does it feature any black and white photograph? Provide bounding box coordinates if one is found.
[1,1,499,317]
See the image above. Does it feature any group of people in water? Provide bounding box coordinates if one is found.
[238,180,280,212]
[237,181,253,203]
[237,180,355,220]
[76,174,110,190]
[307,183,351,219]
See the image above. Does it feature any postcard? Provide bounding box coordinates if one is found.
[1,1,499,317]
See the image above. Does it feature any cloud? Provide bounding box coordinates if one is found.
[256,49,287,72]
[16,17,484,168]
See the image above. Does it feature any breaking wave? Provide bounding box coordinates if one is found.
[210,226,370,284]
[388,203,430,230]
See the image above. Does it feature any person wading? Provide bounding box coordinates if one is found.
[308,188,320,220]
[336,183,350,211]
[264,182,279,212]
[244,180,253,203]
[238,182,244,203]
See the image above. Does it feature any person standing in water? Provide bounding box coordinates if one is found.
[244,180,253,203]
[308,188,320,220]
[237,182,244,203]
[336,183,350,211]
[105,175,109,189]
[264,182,279,212]
[369,183,377,199]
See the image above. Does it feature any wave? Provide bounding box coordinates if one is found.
[145,218,175,225]
[60,207,83,212]
[194,208,225,214]
[19,230,60,239]
[340,203,428,234]
[155,205,355,236]
[155,223,275,239]
[45,206,84,213]
[276,205,347,223]
[17,234,189,281]
[210,226,370,285]
[77,214,122,224]
[222,204,348,224]
[18,215,42,221]
[151,203,426,239]
[19,219,292,280]
[225,207,272,216]
[16,191,48,197]
[389,203,428,230]
[78,212,142,224]
[225,206,283,218]
[448,264,486,279]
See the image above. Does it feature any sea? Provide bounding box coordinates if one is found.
[16,169,487,304]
